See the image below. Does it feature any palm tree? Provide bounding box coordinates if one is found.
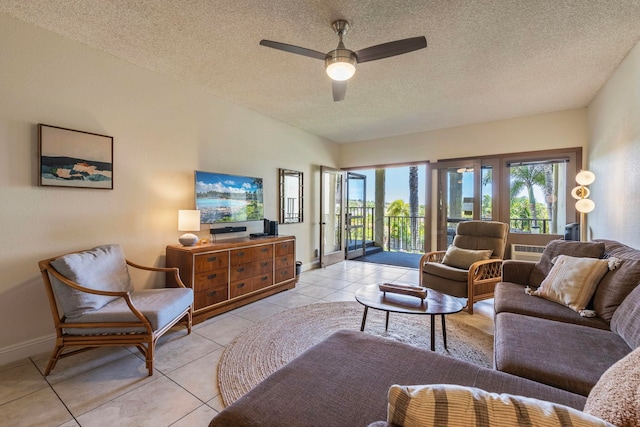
[386,199,409,250]
[510,165,546,229]
[409,166,419,250]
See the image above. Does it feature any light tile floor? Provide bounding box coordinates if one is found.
[0,260,494,427]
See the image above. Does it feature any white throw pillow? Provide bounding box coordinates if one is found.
[528,255,618,315]
[387,384,613,427]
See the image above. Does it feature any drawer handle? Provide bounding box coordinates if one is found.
[207,290,217,297]
[282,244,288,248]
[237,283,246,289]
[237,251,245,257]
[237,267,245,273]
[261,261,269,267]
[261,276,268,281]
[207,273,217,280]
[261,248,268,252]
[281,257,288,262]
[207,256,217,262]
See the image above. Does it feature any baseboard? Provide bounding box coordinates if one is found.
[0,334,55,367]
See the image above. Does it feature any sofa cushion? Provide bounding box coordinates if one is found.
[610,282,640,349]
[531,255,614,315]
[64,288,193,335]
[50,244,133,318]
[591,239,640,322]
[210,330,586,427]
[442,246,492,269]
[584,346,640,427]
[494,282,609,330]
[387,384,612,427]
[494,312,631,396]
[528,240,605,287]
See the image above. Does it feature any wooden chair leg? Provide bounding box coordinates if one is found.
[44,344,65,376]
[147,341,155,376]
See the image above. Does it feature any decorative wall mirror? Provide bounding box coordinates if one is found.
[279,168,303,224]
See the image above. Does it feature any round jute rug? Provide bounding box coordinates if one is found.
[217,301,493,406]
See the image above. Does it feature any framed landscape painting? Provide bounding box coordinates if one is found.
[38,124,113,189]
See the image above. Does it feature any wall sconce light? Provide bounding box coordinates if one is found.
[178,210,200,246]
[571,170,595,241]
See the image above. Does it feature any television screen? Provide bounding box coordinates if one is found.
[195,170,264,223]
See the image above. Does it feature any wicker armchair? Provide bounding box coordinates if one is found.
[38,244,193,376]
[419,221,508,314]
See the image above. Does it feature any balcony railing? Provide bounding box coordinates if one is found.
[347,207,550,253]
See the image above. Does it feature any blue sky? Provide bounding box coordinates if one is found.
[357,166,426,204]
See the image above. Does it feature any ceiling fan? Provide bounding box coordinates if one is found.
[259,20,427,102]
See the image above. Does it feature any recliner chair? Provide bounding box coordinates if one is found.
[419,221,509,314]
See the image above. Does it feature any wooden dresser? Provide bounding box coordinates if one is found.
[166,235,296,324]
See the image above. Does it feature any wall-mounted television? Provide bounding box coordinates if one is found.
[194,170,264,223]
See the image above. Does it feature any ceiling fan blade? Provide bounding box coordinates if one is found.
[332,80,347,102]
[355,36,427,63]
[259,40,327,60]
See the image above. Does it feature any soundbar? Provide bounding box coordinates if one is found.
[211,226,247,235]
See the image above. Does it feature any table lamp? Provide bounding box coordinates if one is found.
[178,210,200,246]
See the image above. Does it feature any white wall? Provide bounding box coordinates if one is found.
[587,40,640,247]
[338,108,588,168]
[0,14,338,364]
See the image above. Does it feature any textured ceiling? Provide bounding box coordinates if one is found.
[2,1,640,143]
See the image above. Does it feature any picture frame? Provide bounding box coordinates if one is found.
[38,124,113,189]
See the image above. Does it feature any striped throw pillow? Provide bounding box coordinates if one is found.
[531,255,617,315]
[387,384,613,426]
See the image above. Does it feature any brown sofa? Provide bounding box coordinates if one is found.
[209,330,587,427]
[209,239,640,426]
[494,239,640,396]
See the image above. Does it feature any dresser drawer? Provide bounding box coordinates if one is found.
[275,265,295,283]
[275,241,294,256]
[275,253,294,269]
[194,283,228,310]
[193,267,228,291]
[194,252,229,272]
[230,245,273,265]
[230,259,273,281]
[230,273,273,298]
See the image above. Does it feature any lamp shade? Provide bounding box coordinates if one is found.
[178,210,200,231]
[575,198,595,213]
[570,185,590,200]
[575,170,595,186]
[178,210,200,246]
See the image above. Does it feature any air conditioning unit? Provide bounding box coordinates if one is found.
[511,244,545,262]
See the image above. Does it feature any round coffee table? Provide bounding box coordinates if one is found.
[355,284,464,351]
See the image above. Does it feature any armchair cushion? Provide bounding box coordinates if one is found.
[64,288,193,335]
[50,244,133,318]
[452,221,509,259]
[423,262,469,282]
[442,246,492,269]
[386,384,612,427]
[528,240,605,287]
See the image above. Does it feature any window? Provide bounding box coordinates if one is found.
[508,159,568,235]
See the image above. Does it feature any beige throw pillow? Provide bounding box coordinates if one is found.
[441,246,492,270]
[584,347,640,427]
[529,255,616,315]
[387,384,613,426]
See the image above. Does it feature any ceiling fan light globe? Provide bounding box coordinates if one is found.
[325,49,357,81]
